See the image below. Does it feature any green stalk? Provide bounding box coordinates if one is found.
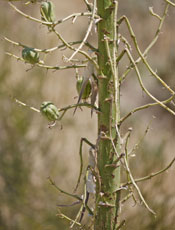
[95,1,121,229]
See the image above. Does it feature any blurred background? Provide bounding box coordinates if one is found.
[0,0,175,229]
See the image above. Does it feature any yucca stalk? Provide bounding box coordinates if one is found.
[95,1,121,229]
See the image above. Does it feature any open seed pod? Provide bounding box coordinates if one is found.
[22,47,40,64]
[40,101,59,121]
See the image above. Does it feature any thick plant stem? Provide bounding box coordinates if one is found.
[95,1,120,230]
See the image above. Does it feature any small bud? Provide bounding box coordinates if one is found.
[40,101,59,121]
[22,47,39,64]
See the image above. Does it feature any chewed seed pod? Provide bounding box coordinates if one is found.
[40,101,59,121]
[22,47,39,64]
[76,76,92,100]
[40,1,55,23]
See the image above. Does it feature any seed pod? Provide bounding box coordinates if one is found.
[76,76,92,100]
[40,101,59,121]
[40,1,55,23]
[22,47,39,64]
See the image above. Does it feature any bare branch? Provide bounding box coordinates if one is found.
[119,4,170,85]
[12,97,40,113]
[67,0,97,61]
[128,122,150,158]
[52,29,99,70]
[118,14,175,96]
[54,11,100,26]
[116,220,126,230]
[149,7,162,20]
[9,2,53,25]
[48,177,82,201]
[120,95,175,124]
[125,48,175,116]
[74,138,95,192]
[59,102,100,114]
[111,128,156,215]
[123,156,156,215]
[83,0,93,12]
[5,52,86,70]
[123,157,175,186]
[3,36,97,54]
[166,0,175,6]
[121,192,133,204]
[13,97,100,121]
[56,209,82,226]
[9,2,99,27]
[70,169,89,228]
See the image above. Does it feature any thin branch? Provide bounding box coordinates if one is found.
[54,11,100,26]
[56,209,81,226]
[3,36,27,49]
[142,3,169,53]
[166,0,175,6]
[58,101,100,120]
[149,7,162,21]
[5,52,86,70]
[74,138,95,192]
[38,62,86,70]
[83,0,93,12]
[70,170,89,228]
[13,97,40,113]
[48,177,82,201]
[57,201,80,207]
[120,192,133,204]
[116,220,126,230]
[3,36,97,54]
[58,40,98,52]
[13,98,99,120]
[58,102,100,113]
[25,2,99,69]
[119,14,175,96]
[123,156,156,215]
[120,95,175,124]
[124,129,132,182]
[9,2,99,28]
[123,156,175,186]
[111,128,156,215]
[3,36,60,53]
[128,123,150,158]
[121,126,154,214]
[52,29,99,70]
[119,4,170,84]
[125,48,175,116]
[9,2,53,26]
[116,49,126,64]
[67,0,96,61]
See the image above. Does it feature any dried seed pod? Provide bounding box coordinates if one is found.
[40,1,55,23]
[40,101,59,121]
[22,47,39,64]
[76,76,92,100]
